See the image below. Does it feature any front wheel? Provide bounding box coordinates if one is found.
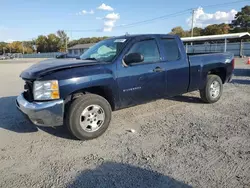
[66,94,112,140]
[200,74,223,103]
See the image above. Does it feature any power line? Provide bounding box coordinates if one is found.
[203,0,250,9]
[66,0,250,33]
[119,0,250,29]
[66,9,191,33]
[113,9,191,29]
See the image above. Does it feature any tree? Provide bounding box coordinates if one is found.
[36,34,61,52]
[57,30,69,52]
[36,35,48,53]
[193,27,203,37]
[68,36,109,48]
[230,6,250,32]
[22,41,34,54]
[220,24,230,34]
[47,34,61,52]
[1,30,110,53]
[202,24,230,35]
[23,41,35,54]
[1,41,34,54]
[7,41,23,53]
[0,42,7,54]
[57,30,67,40]
[169,26,189,37]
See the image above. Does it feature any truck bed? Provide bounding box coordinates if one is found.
[187,52,221,56]
[187,52,234,92]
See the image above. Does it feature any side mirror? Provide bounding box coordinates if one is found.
[124,53,144,65]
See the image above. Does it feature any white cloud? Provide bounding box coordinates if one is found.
[102,12,120,32]
[76,9,95,15]
[82,10,87,14]
[104,20,115,27]
[187,7,237,28]
[105,12,120,20]
[97,3,114,11]
[96,17,103,20]
[5,39,15,43]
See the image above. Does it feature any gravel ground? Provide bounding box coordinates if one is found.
[0,59,250,188]
[0,58,48,64]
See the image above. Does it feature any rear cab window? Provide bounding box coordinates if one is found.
[161,38,181,61]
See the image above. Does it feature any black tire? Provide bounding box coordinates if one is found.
[200,74,223,103]
[66,94,112,140]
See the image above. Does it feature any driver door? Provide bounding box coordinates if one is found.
[116,37,166,108]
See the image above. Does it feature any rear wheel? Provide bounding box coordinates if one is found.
[66,94,112,140]
[200,74,223,103]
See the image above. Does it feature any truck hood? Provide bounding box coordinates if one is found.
[20,59,103,80]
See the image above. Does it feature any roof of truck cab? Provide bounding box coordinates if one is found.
[110,34,176,39]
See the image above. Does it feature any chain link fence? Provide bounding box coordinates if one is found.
[185,42,250,57]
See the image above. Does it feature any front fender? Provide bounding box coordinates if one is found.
[39,64,120,109]
[59,73,117,99]
[39,64,117,98]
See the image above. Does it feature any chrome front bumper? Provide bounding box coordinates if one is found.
[16,94,64,127]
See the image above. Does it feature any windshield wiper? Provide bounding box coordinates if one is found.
[83,57,98,61]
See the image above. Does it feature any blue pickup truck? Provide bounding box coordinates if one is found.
[16,34,234,140]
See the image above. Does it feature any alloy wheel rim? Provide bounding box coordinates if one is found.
[210,81,220,99]
[79,105,105,132]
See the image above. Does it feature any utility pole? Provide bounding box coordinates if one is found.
[65,30,69,53]
[191,9,196,37]
[65,36,68,53]
[22,42,24,54]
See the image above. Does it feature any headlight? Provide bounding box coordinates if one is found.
[33,80,60,100]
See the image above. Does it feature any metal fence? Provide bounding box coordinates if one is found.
[186,42,250,57]
[21,52,62,58]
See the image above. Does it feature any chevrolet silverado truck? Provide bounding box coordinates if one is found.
[16,34,234,140]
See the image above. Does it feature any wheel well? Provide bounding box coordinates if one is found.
[65,86,115,111]
[208,68,227,83]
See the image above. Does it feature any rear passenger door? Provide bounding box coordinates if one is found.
[159,37,189,96]
[117,37,166,107]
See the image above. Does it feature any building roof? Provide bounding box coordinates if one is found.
[181,32,250,42]
[68,43,95,50]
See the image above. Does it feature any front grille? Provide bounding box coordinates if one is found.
[23,81,34,102]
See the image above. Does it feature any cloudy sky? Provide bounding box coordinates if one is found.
[0,0,247,41]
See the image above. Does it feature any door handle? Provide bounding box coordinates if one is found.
[153,67,164,72]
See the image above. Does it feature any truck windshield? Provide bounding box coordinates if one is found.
[80,38,127,62]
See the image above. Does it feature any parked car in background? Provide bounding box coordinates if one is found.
[0,55,6,60]
[0,53,15,60]
[17,34,234,140]
[56,53,80,59]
